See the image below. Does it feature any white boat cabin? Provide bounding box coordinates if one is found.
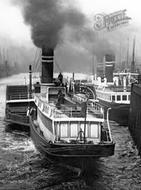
[96,89,130,104]
[92,71,138,104]
[34,85,111,144]
[54,119,102,144]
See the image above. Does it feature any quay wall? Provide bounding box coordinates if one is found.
[129,83,141,155]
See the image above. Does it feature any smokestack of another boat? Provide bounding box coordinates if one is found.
[105,54,115,83]
[41,47,54,84]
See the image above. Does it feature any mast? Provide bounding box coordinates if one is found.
[3,49,9,77]
[126,37,129,70]
[131,37,136,73]
[5,60,9,77]
[119,40,122,70]
[92,55,97,80]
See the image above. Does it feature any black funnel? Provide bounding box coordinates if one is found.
[41,47,54,83]
[105,54,115,83]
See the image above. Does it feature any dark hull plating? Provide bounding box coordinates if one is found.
[98,99,129,126]
[29,117,115,170]
[129,83,141,155]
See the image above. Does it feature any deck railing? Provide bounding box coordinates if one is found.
[41,102,103,119]
[6,85,29,100]
[6,112,29,124]
[36,94,104,119]
[6,106,27,112]
[8,94,29,100]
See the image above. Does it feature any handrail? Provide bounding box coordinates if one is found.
[8,95,28,100]
[37,97,104,118]
[50,107,103,118]
[7,106,27,111]
[107,107,112,141]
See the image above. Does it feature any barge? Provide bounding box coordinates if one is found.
[4,66,37,129]
[74,54,138,125]
[5,84,35,129]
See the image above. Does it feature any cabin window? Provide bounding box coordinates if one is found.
[112,95,115,101]
[71,123,78,137]
[60,123,68,137]
[90,124,99,138]
[122,95,127,101]
[117,95,121,101]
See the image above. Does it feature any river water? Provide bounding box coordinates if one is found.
[0,74,141,190]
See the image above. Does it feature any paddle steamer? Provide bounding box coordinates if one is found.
[29,47,115,172]
[78,54,138,125]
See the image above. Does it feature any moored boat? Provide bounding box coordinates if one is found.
[4,67,36,129]
[77,54,138,125]
[29,47,115,172]
[5,84,35,129]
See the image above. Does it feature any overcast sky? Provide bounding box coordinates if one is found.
[0,0,140,72]
[0,0,140,48]
[78,0,141,23]
[0,0,31,46]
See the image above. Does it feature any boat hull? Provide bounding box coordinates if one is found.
[29,117,115,170]
[5,100,35,128]
[5,85,36,128]
[98,99,129,125]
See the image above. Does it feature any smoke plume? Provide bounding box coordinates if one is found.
[69,27,114,60]
[13,0,117,63]
[14,0,87,49]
